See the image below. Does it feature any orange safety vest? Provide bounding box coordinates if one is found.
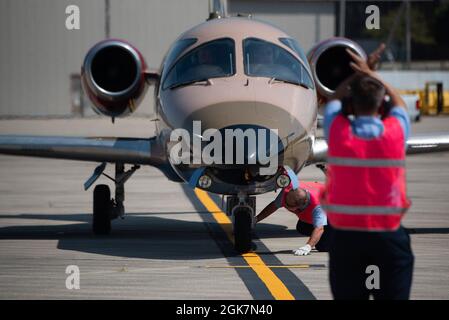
[322,114,410,231]
[282,181,324,225]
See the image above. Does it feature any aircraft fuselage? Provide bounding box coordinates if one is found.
[155,17,318,195]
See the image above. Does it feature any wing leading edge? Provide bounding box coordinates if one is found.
[2,133,448,168]
[0,135,166,165]
[405,133,449,154]
[308,132,449,165]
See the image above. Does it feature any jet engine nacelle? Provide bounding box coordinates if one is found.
[81,39,148,118]
[308,37,367,101]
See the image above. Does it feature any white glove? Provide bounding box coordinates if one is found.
[293,244,312,256]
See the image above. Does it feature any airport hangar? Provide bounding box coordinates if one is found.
[0,0,338,117]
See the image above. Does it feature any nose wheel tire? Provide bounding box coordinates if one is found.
[234,208,252,253]
[93,184,112,235]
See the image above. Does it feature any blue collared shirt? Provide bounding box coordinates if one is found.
[323,100,410,143]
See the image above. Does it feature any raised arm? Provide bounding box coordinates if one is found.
[329,73,357,101]
[346,48,406,109]
[330,43,386,102]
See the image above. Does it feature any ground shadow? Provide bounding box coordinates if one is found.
[0,212,298,260]
[255,223,306,239]
[406,227,449,234]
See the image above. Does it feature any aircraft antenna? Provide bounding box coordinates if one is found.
[208,0,228,20]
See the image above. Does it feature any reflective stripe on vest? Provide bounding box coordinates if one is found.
[327,157,406,168]
[322,204,408,215]
[323,115,410,231]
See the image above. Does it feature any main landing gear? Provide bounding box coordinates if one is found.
[93,184,112,234]
[85,163,140,235]
[227,193,256,253]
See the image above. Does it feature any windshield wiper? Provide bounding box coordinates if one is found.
[268,77,308,89]
[169,78,213,90]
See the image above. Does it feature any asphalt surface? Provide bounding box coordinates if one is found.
[0,116,448,300]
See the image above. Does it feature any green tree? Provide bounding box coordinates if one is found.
[434,2,449,46]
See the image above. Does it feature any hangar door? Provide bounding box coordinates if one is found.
[227,0,336,52]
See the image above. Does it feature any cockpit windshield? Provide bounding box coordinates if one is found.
[243,38,314,89]
[163,38,235,90]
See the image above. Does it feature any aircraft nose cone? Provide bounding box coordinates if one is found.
[211,125,284,170]
[181,101,299,144]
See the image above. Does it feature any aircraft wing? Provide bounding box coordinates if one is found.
[0,135,166,166]
[405,132,449,154]
[308,132,449,165]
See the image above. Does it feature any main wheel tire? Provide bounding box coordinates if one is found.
[93,184,112,235]
[234,208,252,253]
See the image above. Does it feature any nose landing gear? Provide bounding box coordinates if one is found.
[227,194,256,253]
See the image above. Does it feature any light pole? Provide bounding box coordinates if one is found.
[339,0,346,37]
[405,0,412,68]
[105,0,110,39]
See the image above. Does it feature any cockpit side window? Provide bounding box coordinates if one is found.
[243,38,314,89]
[279,37,314,89]
[162,38,235,90]
[162,38,198,77]
[279,38,309,67]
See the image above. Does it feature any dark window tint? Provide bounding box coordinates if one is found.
[279,37,314,89]
[161,38,197,81]
[279,38,309,67]
[243,38,314,89]
[163,38,235,90]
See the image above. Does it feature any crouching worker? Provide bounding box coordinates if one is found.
[255,180,331,255]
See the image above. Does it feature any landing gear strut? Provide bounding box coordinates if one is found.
[88,163,140,235]
[316,163,327,174]
[227,194,256,253]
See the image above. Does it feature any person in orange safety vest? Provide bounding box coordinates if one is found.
[322,44,414,300]
[255,172,330,256]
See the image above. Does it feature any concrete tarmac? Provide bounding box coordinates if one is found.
[0,116,448,300]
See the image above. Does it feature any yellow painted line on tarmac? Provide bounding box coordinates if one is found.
[205,265,315,269]
[194,188,234,241]
[194,188,295,300]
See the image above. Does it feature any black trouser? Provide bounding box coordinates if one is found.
[296,220,332,252]
[329,226,414,300]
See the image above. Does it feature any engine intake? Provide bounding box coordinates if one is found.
[81,40,148,118]
[308,38,367,99]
